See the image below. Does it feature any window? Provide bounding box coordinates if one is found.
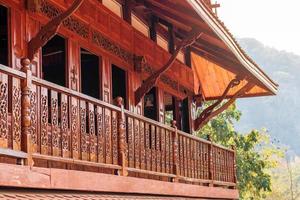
[131,14,150,37]
[144,87,158,121]
[157,34,168,51]
[80,48,101,99]
[180,98,190,133]
[42,35,66,87]
[164,92,175,126]
[102,0,123,17]
[112,64,127,106]
[0,5,8,66]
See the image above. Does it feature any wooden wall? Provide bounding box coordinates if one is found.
[0,0,194,126]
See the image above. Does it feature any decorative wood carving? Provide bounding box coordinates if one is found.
[104,108,112,164]
[194,81,254,131]
[92,30,133,65]
[88,103,97,162]
[27,0,84,61]
[40,87,48,155]
[80,100,87,160]
[51,91,59,156]
[96,106,104,163]
[29,85,37,153]
[112,110,119,165]
[134,30,203,105]
[0,74,8,148]
[12,78,22,150]
[61,94,69,158]
[71,97,79,159]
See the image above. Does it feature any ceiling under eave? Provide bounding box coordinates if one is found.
[142,0,278,100]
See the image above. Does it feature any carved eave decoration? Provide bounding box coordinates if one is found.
[194,77,255,131]
[26,0,84,61]
[134,28,203,105]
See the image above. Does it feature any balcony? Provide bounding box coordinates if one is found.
[0,63,236,190]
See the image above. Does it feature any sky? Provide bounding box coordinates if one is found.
[217,0,300,55]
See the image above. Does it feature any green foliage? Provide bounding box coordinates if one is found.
[196,103,283,199]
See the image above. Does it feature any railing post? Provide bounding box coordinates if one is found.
[171,120,180,182]
[20,58,34,167]
[231,145,237,188]
[115,97,128,176]
[207,135,214,186]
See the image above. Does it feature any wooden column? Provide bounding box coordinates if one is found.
[115,97,128,176]
[171,120,179,182]
[20,58,34,167]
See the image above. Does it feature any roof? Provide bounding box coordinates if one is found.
[0,190,209,200]
[140,0,278,100]
[187,0,278,99]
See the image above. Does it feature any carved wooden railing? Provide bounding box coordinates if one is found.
[0,64,236,188]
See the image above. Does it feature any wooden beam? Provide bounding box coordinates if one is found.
[27,0,84,61]
[194,82,254,131]
[134,29,203,105]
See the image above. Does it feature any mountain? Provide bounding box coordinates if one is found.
[235,38,300,155]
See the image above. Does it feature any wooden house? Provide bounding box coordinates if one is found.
[0,0,278,199]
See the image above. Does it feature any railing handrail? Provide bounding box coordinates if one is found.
[0,64,237,185]
[0,64,26,79]
[31,74,235,153]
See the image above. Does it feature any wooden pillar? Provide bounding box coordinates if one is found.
[115,97,128,176]
[171,120,180,182]
[20,58,34,167]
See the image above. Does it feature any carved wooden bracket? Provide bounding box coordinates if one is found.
[27,0,84,61]
[134,29,203,105]
[194,80,254,131]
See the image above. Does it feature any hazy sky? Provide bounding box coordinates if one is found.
[217,0,300,55]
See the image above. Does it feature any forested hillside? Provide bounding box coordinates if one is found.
[236,38,300,155]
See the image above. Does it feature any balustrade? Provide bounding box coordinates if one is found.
[0,63,236,188]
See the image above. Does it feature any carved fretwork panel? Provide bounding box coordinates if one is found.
[51,90,60,156]
[127,117,134,168]
[103,108,112,164]
[88,103,97,162]
[29,85,38,152]
[0,74,8,148]
[70,97,79,159]
[40,87,48,155]
[139,121,145,170]
[61,94,69,158]
[80,100,88,160]
[111,110,118,165]
[11,78,21,151]
[150,125,156,172]
[40,1,89,39]
[169,130,173,174]
[160,128,166,173]
[133,119,140,169]
[165,130,170,174]
[156,127,161,173]
[144,123,151,171]
[96,106,104,163]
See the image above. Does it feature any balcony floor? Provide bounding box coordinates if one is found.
[0,163,239,200]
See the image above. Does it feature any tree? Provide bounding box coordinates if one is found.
[196,103,283,199]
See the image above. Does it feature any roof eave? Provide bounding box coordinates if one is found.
[187,0,278,95]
